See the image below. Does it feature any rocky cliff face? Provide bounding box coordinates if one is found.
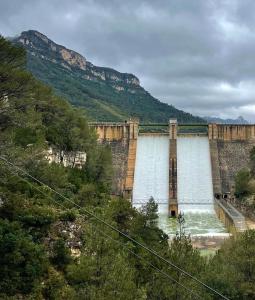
[15,30,140,91]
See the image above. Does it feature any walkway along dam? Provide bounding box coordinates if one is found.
[89,120,255,235]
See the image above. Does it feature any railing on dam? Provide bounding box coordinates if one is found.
[214,198,246,233]
[139,123,169,134]
[178,124,208,134]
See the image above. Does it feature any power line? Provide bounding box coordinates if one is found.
[87,223,203,300]
[0,164,203,300]
[0,156,229,300]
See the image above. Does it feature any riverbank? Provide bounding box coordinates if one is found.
[191,234,230,251]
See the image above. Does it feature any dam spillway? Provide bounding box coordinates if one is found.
[159,135,226,237]
[132,135,169,213]
[177,136,214,213]
[133,134,226,237]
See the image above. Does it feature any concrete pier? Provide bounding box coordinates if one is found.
[169,119,178,217]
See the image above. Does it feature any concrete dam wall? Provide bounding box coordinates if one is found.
[208,124,255,195]
[89,120,138,195]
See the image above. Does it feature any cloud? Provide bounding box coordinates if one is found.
[0,0,255,121]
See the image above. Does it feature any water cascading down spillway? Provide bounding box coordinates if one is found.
[132,132,226,237]
[177,136,214,213]
[132,135,170,213]
[170,135,226,236]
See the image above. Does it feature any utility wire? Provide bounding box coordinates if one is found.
[87,223,203,300]
[0,164,202,300]
[0,156,229,300]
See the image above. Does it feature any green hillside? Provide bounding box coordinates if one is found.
[14,30,205,123]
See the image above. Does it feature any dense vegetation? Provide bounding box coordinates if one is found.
[234,147,255,210]
[1,35,255,299]
[14,30,205,123]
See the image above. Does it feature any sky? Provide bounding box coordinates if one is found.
[1,0,255,122]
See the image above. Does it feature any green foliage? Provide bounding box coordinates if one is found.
[67,223,145,300]
[85,145,113,192]
[59,209,77,222]
[43,267,76,300]
[0,219,47,296]
[51,239,72,270]
[205,230,255,299]
[235,168,251,198]
[140,196,159,227]
[0,36,32,102]
[0,36,115,298]
[250,146,255,176]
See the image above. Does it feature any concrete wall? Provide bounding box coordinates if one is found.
[214,200,237,234]
[214,199,246,234]
[90,121,138,141]
[208,124,255,141]
[217,140,254,193]
[209,124,255,194]
[89,120,139,196]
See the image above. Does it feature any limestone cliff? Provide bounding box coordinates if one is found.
[15,30,140,90]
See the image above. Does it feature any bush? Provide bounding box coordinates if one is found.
[59,209,77,222]
[0,219,47,296]
[235,168,251,198]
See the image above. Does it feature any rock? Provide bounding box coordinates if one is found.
[14,30,141,89]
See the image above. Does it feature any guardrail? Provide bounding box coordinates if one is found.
[214,198,246,233]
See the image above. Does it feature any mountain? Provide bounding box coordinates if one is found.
[203,116,249,124]
[12,30,204,123]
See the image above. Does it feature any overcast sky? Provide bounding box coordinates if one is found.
[1,0,255,121]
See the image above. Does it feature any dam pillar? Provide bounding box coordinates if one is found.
[169,119,178,217]
[123,119,139,199]
[208,124,222,196]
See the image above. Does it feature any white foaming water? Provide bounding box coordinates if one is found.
[158,211,227,237]
[133,134,226,237]
[133,135,169,213]
[177,136,214,213]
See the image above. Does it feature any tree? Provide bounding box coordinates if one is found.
[235,168,251,198]
[205,230,255,299]
[0,36,32,101]
[0,219,47,296]
[67,224,144,300]
[51,238,72,270]
[142,197,158,226]
[250,147,255,176]
[43,267,76,300]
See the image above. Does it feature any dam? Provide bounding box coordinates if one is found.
[90,120,255,236]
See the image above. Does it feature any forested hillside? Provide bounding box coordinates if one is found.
[1,35,255,300]
[13,30,205,123]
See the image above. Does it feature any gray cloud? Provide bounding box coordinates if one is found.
[1,0,255,121]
